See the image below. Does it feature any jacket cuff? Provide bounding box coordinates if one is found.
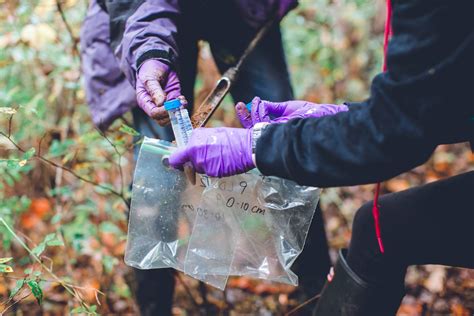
[343,102,359,108]
[136,49,175,70]
[255,123,283,176]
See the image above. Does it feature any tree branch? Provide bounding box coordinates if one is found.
[96,128,126,197]
[7,114,13,138]
[0,131,130,208]
[55,0,79,56]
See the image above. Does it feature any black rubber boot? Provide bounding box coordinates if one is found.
[313,249,405,316]
[134,268,175,316]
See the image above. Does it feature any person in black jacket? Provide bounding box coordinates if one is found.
[170,0,474,314]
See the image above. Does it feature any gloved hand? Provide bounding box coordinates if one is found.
[235,97,349,128]
[169,127,254,178]
[136,59,181,126]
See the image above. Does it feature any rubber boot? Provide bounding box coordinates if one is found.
[134,268,175,316]
[313,249,405,316]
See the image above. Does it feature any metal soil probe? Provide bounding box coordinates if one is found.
[191,19,275,129]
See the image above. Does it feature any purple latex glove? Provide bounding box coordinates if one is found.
[169,127,254,178]
[235,97,349,128]
[136,59,181,125]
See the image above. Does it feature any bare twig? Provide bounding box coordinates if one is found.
[55,0,81,136]
[96,128,125,197]
[0,275,106,297]
[175,273,201,311]
[0,130,130,208]
[55,0,79,56]
[51,157,77,312]
[7,114,13,138]
[37,133,47,157]
[284,293,321,316]
[1,287,31,314]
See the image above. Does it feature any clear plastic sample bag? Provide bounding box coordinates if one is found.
[125,137,320,289]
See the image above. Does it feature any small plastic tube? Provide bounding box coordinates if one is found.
[164,99,193,147]
[164,99,196,184]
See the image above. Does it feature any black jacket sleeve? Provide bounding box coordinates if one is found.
[256,0,474,188]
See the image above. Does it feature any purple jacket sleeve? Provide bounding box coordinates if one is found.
[81,0,137,130]
[104,0,297,86]
[108,0,181,87]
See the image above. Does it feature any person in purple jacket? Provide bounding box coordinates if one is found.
[80,1,331,314]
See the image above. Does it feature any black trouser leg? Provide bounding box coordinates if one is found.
[347,171,474,285]
[315,171,474,316]
[133,269,176,316]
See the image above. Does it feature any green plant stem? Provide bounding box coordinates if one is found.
[0,218,92,311]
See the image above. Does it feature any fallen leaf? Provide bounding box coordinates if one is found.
[0,265,13,273]
[424,266,445,293]
[80,279,101,303]
[100,232,117,248]
[0,107,16,115]
[397,303,422,316]
[451,303,470,316]
[20,213,41,229]
[112,240,126,256]
[30,198,51,218]
[0,258,13,264]
[386,179,410,192]
[228,277,254,290]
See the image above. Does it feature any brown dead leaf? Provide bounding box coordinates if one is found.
[425,170,441,183]
[30,197,51,218]
[424,266,446,293]
[100,232,117,249]
[253,282,294,295]
[20,213,41,229]
[80,279,101,303]
[397,303,422,316]
[228,277,254,290]
[451,303,470,316]
[112,240,126,256]
[386,178,410,192]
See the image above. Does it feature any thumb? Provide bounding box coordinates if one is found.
[144,76,166,107]
[235,102,253,128]
[169,147,190,170]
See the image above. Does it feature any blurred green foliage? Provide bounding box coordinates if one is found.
[283,0,382,101]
